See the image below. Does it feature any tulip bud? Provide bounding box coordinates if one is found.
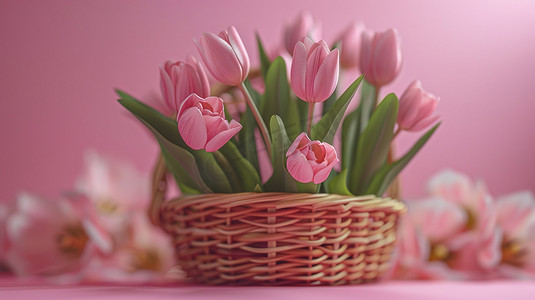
[397,81,439,132]
[283,12,321,55]
[177,94,242,152]
[159,55,210,114]
[286,132,338,184]
[360,28,402,88]
[196,26,250,86]
[335,22,365,70]
[290,38,339,103]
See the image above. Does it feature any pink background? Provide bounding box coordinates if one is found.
[1,0,534,202]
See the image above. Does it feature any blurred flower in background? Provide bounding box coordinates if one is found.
[391,170,535,280]
[0,151,176,283]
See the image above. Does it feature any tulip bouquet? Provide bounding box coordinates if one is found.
[118,12,440,198]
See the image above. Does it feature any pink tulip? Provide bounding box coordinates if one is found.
[159,55,210,114]
[3,193,111,276]
[286,132,338,184]
[196,26,250,86]
[177,93,242,152]
[335,22,365,69]
[283,12,321,55]
[290,37,339,103]
[360,28,402,88]
[398,80,440,131]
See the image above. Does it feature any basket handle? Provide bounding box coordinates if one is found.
[149,153,168,227]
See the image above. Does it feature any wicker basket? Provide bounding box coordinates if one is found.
[150,162,405,285]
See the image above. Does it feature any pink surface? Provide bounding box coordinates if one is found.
[1,280,535,300]
[1,0,535,202]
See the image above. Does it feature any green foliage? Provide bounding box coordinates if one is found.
[366,123,441,196]
[311,75,363,144]
[260,57,301,139]
[347,93,399,195]
[263,115,298,192]
[118,59,439,197]
[117,91,261,194]
[256,33,271,80]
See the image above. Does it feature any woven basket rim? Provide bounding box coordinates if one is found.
[162,192,405,213]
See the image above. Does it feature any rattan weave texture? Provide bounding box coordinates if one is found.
[157,193,405,285]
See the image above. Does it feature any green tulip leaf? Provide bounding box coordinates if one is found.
[366,122,441,196]
[256,33,271,81]
[238,80,261,173]
[218,141,262,192]
[328,169,353,196]
[347,93,398,195]
[311,75,363,144]
[341,80,376,170]
[261,57,298,137]
[263,115,298,192]
[117,92,232,193]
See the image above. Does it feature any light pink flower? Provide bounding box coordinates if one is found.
[291,37,339,103]
[76,151,150,239]
[335,22,365,70]
[159,55,210,114]
[283,12,321,55]
[489,192,535,278]
[286,132,338,184]
[360,28,402,88]
[79,213,175,283]
[3,193,111,276]
[177,93,242,152]
[391,198,469,280]
[427,170,499,278]
[196,26,250,86]
[398,80,440,132]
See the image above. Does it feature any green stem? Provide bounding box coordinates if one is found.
[374,86,381,107]
[392,127,401,142]
[237,83,272,158]
[307,102,316,136]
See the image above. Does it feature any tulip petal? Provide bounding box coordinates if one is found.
[227,26,250,81]
[203,96,225,116]
[305,44,328,100]
[178,108,207,150]
[290,41,308,101]
[159,64,175,112]
[286,152,314,183]
[199,32,243,86]
[313,158,337,184]
[286,132,310,156]
[178,93,204,117]
[373,29,402,87]
[197,33,242,85]
[204,115,229,141]
[409,115,439,132]
[312,49,339,102]
[187,55,210,98]
[205,120,242,152]
[174,64,197,107]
